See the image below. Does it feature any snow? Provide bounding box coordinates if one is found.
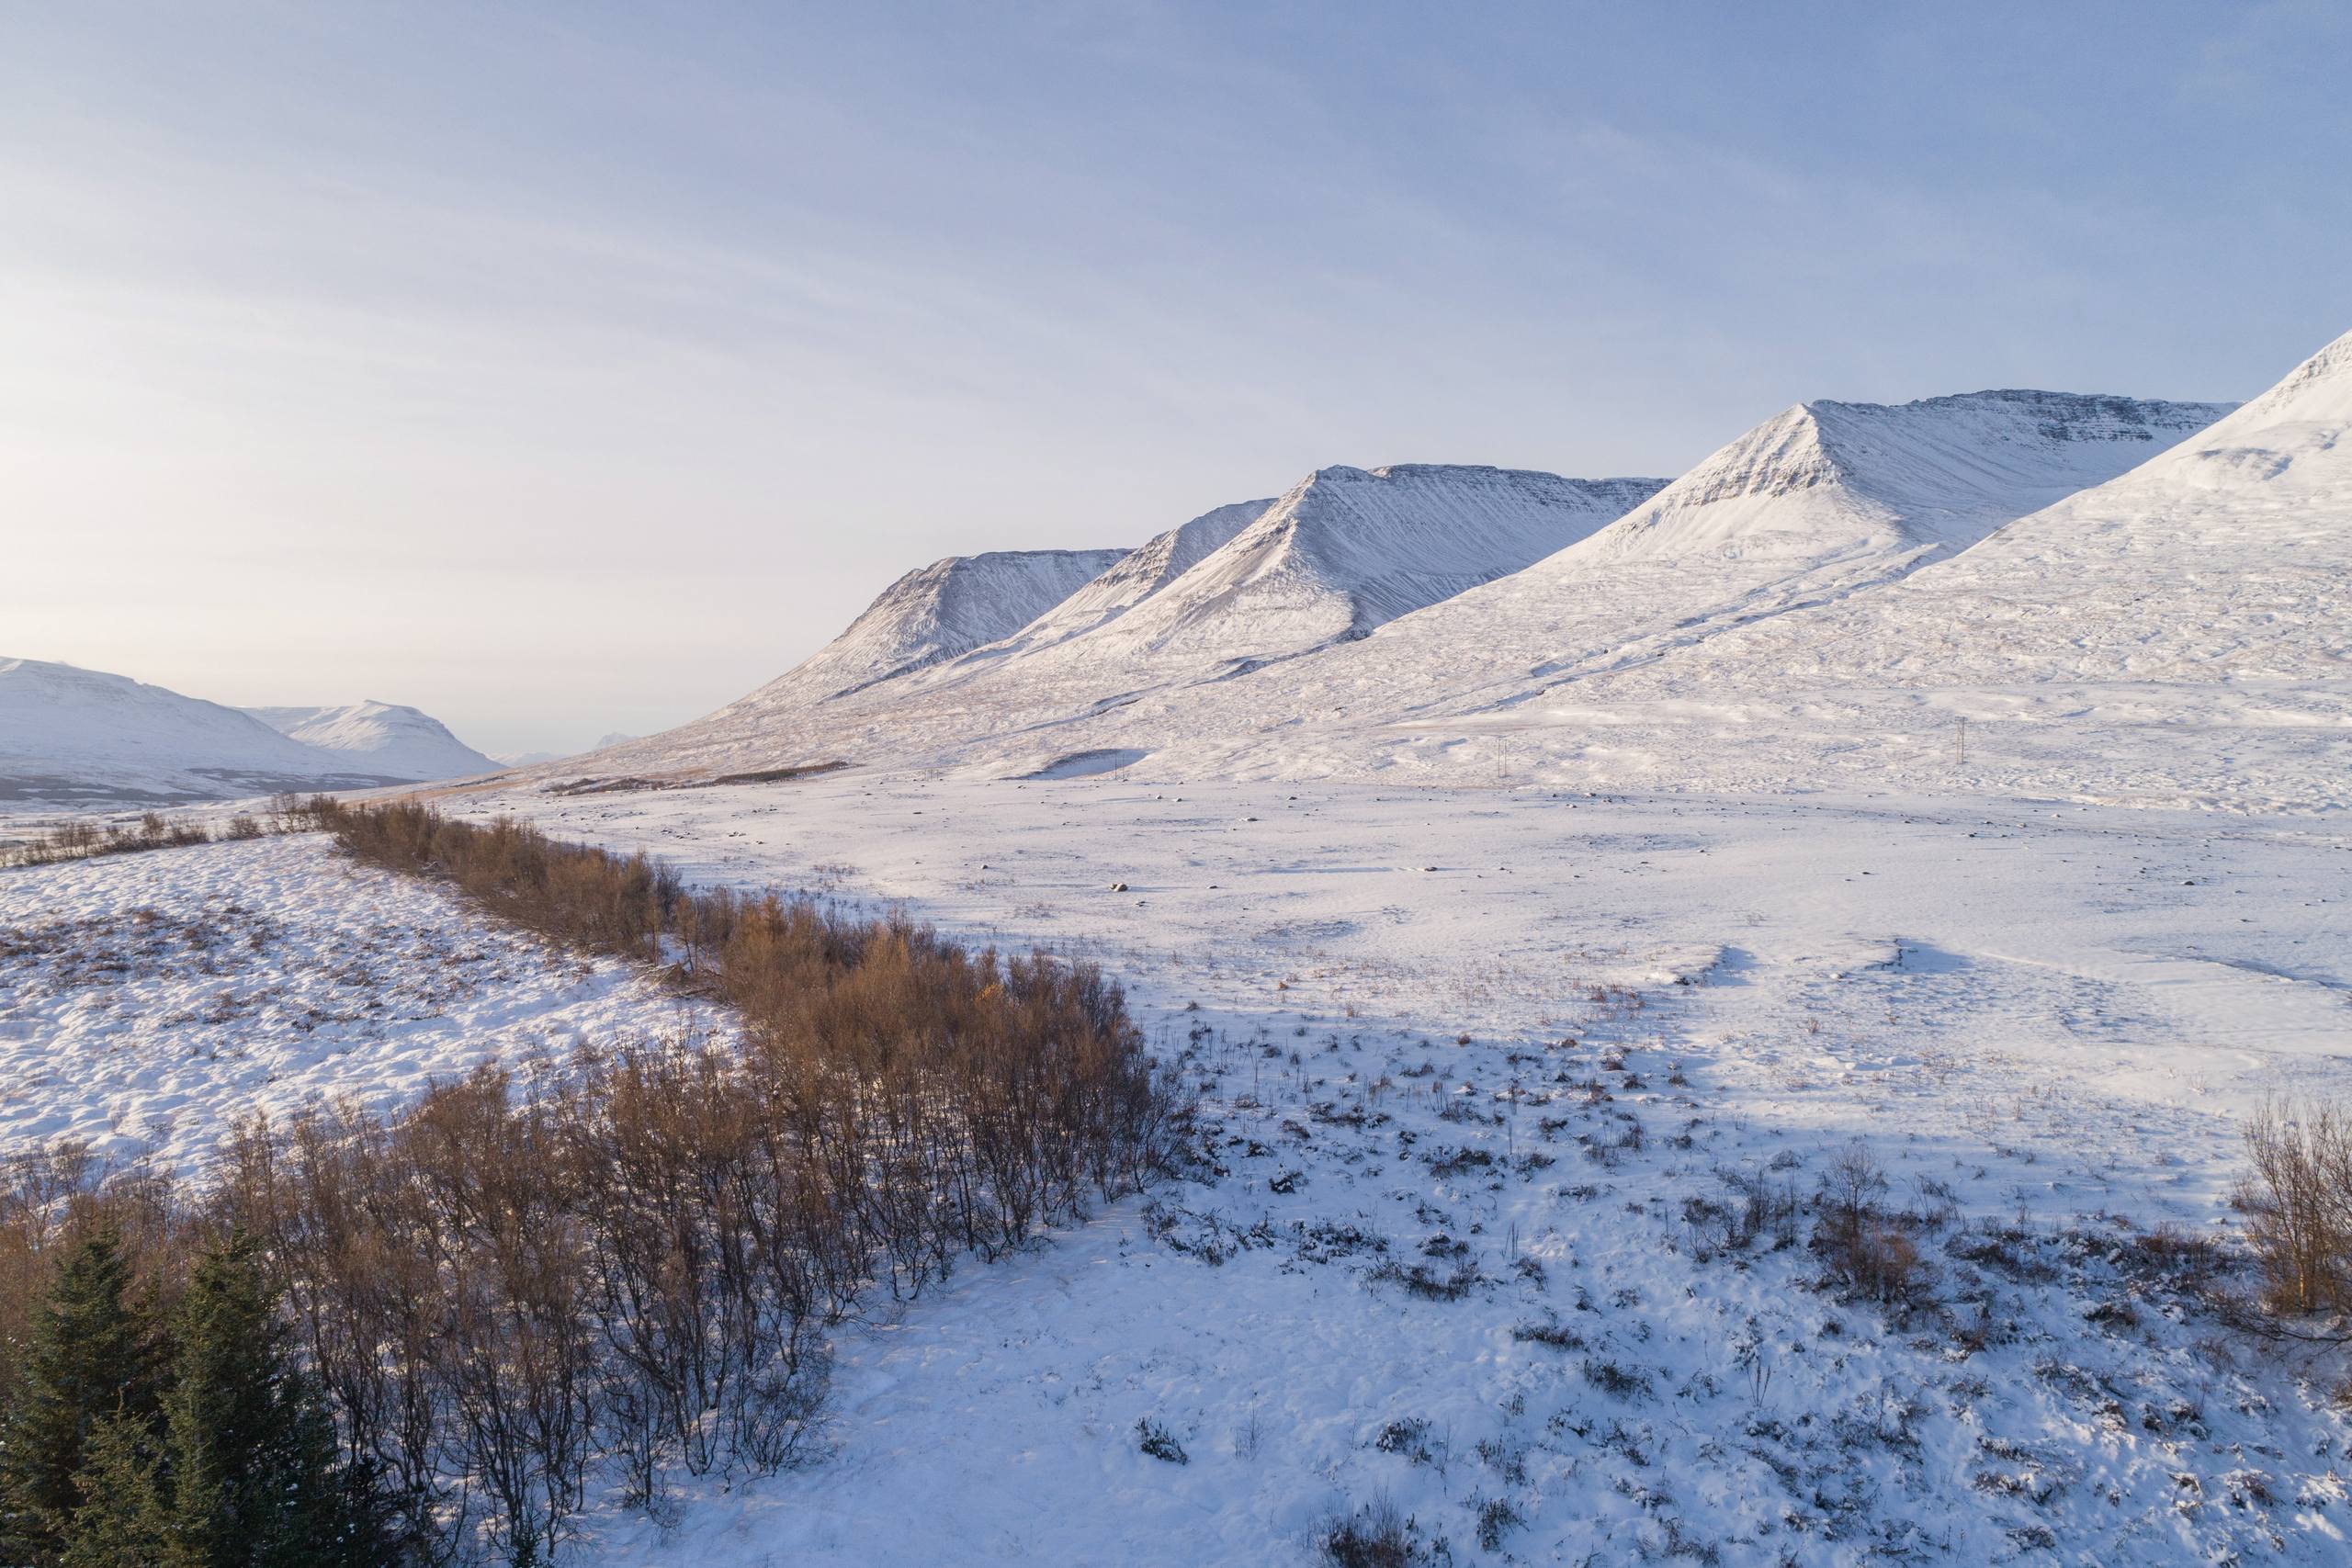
[452,772,2348,1564]
[0,832,717,1176]
[0,657,386,805]
[243,698,500,783]
[0,659,503,805]
[6,766,2348,1562]
[569,465,1665,784]
[968,497,1276,661]
[724,547,1132,710]
[11,331,2349,1564]
[1032,465,1666,671]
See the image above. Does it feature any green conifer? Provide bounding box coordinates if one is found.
[0,1229,156,1565]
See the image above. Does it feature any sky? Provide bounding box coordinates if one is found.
[2,2,2346,756]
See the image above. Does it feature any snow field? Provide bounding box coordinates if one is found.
[0,831,722,1175]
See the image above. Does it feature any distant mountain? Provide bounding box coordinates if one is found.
[1156,389,2237,736]
[578,465,1667,781]
[0,660,384,805]
[243,700,498,783]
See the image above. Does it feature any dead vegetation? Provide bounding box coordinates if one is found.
[0,798,1184,1562]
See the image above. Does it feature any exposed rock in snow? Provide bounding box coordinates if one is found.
[243,699,499,783]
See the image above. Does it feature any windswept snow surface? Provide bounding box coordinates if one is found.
[0,658,407,805]
[10,767,2350,1562]
[0,832,719,1175]
[243,699,501,782]
[469,773,2343,1565]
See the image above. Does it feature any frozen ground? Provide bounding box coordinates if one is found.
[442,769,2349,1564]
[0,832,718,1175]
[6,772,2347,1561]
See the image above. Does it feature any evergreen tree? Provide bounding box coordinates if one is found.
[58,1416,177,1568]
[154,1234,395,1568]
[0,1229,156,1565]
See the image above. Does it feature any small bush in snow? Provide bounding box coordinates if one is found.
[1136,1417,1188,1464]
[1318,1493,1433,1567]
[2234,1095,2352,1315]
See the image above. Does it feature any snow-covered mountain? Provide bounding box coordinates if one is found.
[0,660,505,805]
[1583,389,2237,567]
[242,700,498,783]
[1041,465,1665,676]
[956,387,2232,780]
[735,547,1132,714]
[0,660,378,804]
[1588,331,2349,694]
[967,499,1274,662]
[574,465,1668,781]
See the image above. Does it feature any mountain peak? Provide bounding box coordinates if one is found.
[728,545,1132,711]
[1587,388,2233,564]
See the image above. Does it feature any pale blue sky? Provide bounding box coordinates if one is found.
[3,1,2345,753]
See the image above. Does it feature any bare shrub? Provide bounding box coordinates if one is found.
[1320,1493,1429,1567]
[1811,1141,1933,1310]
[2235,1096,2352,1315]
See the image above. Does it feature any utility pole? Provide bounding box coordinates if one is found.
[1956,716,1967,766]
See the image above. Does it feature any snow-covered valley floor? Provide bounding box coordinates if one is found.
[0,833,720,1175]
[6,774,2350,1562]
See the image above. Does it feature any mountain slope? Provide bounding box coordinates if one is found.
[733,547,1130,712]
[1057,465,1666,673]
[1589,331,2348,693]
[571,466,1667,781]
[948,386,2235,779]
[243,700,499,782]
[0,660,395,804]
[967,499,1273,662]
[1584,389,2237,567]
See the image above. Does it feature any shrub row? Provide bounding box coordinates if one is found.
[0,801,1183,1563]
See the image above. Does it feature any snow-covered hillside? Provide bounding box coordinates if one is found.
[967,498,1275,661]
[0,658,394,805]
[932,386,2233,786]
[735,547,1131,711]
[1035,465,1665,675]
[243,699,499,783]
[1353,331,2349,807]
[576,466,1666,782]
[1599,331,2349,691]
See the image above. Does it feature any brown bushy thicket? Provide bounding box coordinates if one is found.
[0,800,1182,1563]
[2235,1096,2352,1318]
